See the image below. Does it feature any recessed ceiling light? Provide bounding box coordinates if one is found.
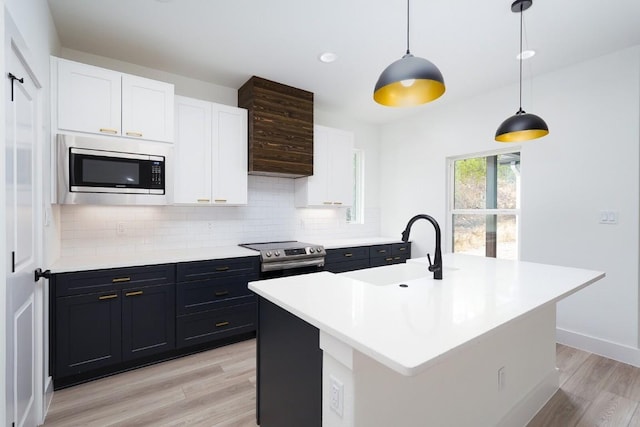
[319,52,338,63]
[517,49,536,60]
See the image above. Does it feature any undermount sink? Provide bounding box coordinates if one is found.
[339,262,431,286]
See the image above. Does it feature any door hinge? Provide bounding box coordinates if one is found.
[8,72,24,102]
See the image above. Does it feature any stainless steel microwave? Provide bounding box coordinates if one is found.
[56,134,172,205]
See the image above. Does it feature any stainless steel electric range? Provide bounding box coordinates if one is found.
[239,241,326,278]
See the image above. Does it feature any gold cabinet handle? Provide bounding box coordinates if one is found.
[99,128,118,134]
[125,131,143,137]
[344,253,353,257]
[215,290,229,297]
[214,199,227,203]
[112,277,131,283]
[99,294,118,300]
[323,201,332,205]
[125,290,143,297]
[378,250,387,254]
[215,321,229,328]
[394,256,401,260]
[215,266,230,272]
[333,202,343,205]
[386,257,394,262]
[197,198,210,203]
[399,247,406,251]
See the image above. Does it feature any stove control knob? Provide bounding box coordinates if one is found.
[309,247,315,254]
[275,250,281,257]
[265,251,272,257]
[316,247,323,253]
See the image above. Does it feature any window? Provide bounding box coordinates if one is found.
[448,151,520,260]
[347,149,364,224]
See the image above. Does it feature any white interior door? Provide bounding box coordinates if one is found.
[5,29,42,427]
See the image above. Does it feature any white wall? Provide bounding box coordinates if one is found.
[379,46,640,365]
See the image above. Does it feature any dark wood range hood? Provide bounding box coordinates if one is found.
[238,76,314,178]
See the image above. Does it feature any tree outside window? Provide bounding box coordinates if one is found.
[450,152,520,260]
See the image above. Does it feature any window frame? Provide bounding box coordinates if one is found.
[445,147,522,259]
[347,148,365,224]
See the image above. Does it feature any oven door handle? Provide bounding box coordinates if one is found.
[261,258,325,272]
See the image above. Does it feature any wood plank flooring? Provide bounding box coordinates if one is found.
[44,341,640,426]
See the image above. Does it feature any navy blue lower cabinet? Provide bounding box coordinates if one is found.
[122,284,175,361]
[55,290,122,377]
[257,296,322,427]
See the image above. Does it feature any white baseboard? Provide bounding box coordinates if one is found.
[497,368,560,427]
[556,328,640,367]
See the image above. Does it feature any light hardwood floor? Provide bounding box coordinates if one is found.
[44,341,640,426]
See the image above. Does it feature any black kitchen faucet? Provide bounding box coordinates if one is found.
[401,214,443,280]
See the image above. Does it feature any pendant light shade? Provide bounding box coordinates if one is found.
[374,0,445,107]
[495,109,549,142]
[495,0,549,142]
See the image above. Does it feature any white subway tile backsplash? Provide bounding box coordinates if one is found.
[59,175,380,256]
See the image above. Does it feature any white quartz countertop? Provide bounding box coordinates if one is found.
[49,236,405,273]
[48,246,258,273]
[248,253,605,376]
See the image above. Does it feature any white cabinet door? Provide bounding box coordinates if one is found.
[295,125,354,207]
[212,104,248,205]
[304,125,331,206]
[122,74,174,142]
[327,128,354,206]
[173,96,212,204]
[57,58,121,136]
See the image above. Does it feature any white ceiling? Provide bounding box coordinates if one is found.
[46,0,640,125]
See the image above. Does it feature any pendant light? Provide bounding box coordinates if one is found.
[495,0,549,142]
[373,0,445,107]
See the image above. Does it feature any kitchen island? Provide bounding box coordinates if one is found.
[248,253,605,427]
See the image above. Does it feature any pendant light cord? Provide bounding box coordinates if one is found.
[518,4,523,112]
[406,0,411,55]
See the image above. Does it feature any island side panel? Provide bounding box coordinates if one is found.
[257,296,322,427]
[352,304,559,427]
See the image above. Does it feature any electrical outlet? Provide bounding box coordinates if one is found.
[329,375,344,417]
[116,222,126,235]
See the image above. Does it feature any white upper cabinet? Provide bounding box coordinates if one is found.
[55,57,174,142]
[121,74,174,142]
[173,96,248,205]
[57,58,121,136]
[295,125,354,207]
[211,103,248,205]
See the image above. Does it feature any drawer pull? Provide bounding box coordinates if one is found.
[112,277,131,283]
[215,321,230,328]
[399,247,407,251]
[197,198,210,203]
[386,257,393,262]
[344,253,353,257]
[378,250,387,254]
[125,131,143,137]
[99,128,118,134]
[98,294,118,300]
[323,201,332,205]
[394,256,401,260]
[214,199,227,203]
[125,290,143,297]
[215,290,229,297]
[215,266,230,272]
[333,202,342,205]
